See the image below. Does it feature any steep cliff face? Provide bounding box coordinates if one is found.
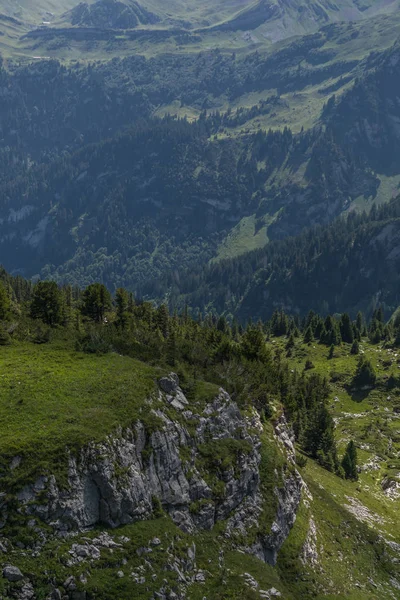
[8,374,302,567]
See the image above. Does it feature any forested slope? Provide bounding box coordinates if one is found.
[158,199,400,320]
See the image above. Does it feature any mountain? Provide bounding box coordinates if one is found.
[203,0,400,42]
[0,0,399,61]
[2,0,397,29]
[1,0,400,595]
[2,37,400,301]
[66,0,160,29]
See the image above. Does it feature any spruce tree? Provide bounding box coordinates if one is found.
[81,283,112,323]
[340,313,354,344]
[304,325,314,344]
[30,281,63,326]
[353,356,376,387]
[286,333,295,351]
[115,288,129,329]
[156,304,169,338]
[303,403,338,471]
[166,329,177,366]
[341,440,358,480]
[0,282,10,321]
[355,311,364,338]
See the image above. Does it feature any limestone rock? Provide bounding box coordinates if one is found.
[17,583,35,600]
[16,384,262,538]
[159,373,180,394]
[3,565,24,582]
[8,380,301,571]
[301,517,319,566]
[248,416,303,566]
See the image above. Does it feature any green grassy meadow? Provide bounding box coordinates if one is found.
[0,339,158,487]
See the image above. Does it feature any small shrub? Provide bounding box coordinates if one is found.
[152,496,164,518]
[32,324,50,344]
[0,325,11,346]
[352,356,376,388]
[75,329,112,354]
[296,453,308,468]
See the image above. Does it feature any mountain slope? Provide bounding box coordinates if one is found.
[204,0,400,43]
[4,0,396,29]
[158,199,400,320]
[0,0,399,60]
[66,0,160,29]
[2,40,400,296]
[0,276,399,598]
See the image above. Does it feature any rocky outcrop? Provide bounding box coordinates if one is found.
[249,469,303,565]
[15,377,261,535]
[4,378,303,571]
[254,416,303,565]
[301,516,319,566]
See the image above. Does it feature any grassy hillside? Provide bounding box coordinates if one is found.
[0,300,399,598]
[0,339,158,488]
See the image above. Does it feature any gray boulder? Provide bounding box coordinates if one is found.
[158,373,180,394]
[3,565,24,582]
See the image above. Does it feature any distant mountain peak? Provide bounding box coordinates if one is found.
[67,0,160,29]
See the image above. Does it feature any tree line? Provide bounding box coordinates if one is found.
[0,270,380,479]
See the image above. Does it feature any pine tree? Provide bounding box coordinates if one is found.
[304,326,314,344]
[341,440,358,480]
[81,283,112,323]
[0,282,10,320]
[340,313,354,344]
[241,327,268,361]
[115,288,129,329]
[350,339,360,355]
[30,281,63,326]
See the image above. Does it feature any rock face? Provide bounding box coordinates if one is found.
[16,377,260,535]
[246,415,304,566]
[9,376,302,566]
